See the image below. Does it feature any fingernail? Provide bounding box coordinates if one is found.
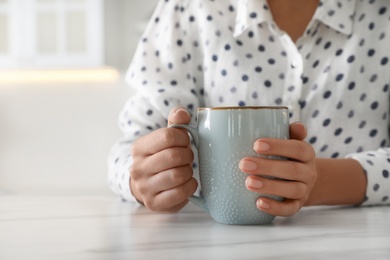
[246,177,263,188]
[257,199,270,209]
[239,160,257,171]
[176,108,190,116]
[254,141,270,152]
[292,121,306,132]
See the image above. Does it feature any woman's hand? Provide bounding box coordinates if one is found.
[239,122,317,217]
[129,107,198,213]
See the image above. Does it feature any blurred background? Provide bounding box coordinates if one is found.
[0,0,158,196]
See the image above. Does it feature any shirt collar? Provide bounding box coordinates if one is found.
[233,0,272,38]
[314,0,357,36]
[233,0,357,38]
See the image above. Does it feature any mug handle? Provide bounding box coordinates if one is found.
[168,124,208,212]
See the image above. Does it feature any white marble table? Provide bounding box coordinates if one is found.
[0,195,389,260]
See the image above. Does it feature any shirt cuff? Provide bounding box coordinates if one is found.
[346,149,390,206]
[107,150,143,205]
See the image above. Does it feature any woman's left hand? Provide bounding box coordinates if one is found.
[239,122,317,217]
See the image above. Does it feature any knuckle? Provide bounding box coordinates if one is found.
[291,183,307,199]
[129,165,140,180]
[165,149,180,164]
[306,145,316,161]
[299,143,316,162]
[185,149,195,163]
[281,200,301,217]
[170,169,185,184]
[174,185,189,201]
[171,180,196,202]
[160,128,177,146]
[188,178,199,193]
[290,161,305,178]
[137,183,148,196]
[161,128,190,147]
[165,148,193,165]
[145,198,161,212]
[292,200,302,214]
[295,142,306,160]
[130,143,140,156]
[129,160,147,180]
[144,200,156,211]
[179,130,191,144]
[132,178,147,198]
[296,142,316,162]
[169,167,192,185]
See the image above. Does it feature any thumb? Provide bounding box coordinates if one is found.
[167,107,191,126]
[289,122,307,141]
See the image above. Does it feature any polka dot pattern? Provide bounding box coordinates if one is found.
[108,0,390,206]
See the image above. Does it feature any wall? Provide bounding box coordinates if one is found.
[0,80,132,196]
[0,0,159,196]
[104,0,159,70]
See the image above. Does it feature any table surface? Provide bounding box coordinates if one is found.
[1,195,389,260]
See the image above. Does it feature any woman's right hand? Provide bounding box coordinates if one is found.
[129,107,198,212]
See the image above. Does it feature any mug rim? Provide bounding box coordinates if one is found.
[198,106,288,111]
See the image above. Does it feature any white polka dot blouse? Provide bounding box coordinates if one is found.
[108,0,390,206]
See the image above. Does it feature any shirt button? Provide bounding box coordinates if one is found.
[291,61,298,68]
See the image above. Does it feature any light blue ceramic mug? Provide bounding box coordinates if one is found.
[169,106,289,225]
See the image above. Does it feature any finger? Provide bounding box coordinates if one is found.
[253,138,315,163]
[168,107,191,125]
[164,200,190,213]
[256,197,302,217]
[149,178,198,211]
[132,128,190,156]
[137,147,194,175]
[146,165,193,194]
[240,157,311,182]
[289,122,307,140]
[245,175,307,199]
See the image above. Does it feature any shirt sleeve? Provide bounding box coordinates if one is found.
[107,0,203,202]
[346,148,390,206]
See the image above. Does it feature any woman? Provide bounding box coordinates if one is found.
[108,0,390,216]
